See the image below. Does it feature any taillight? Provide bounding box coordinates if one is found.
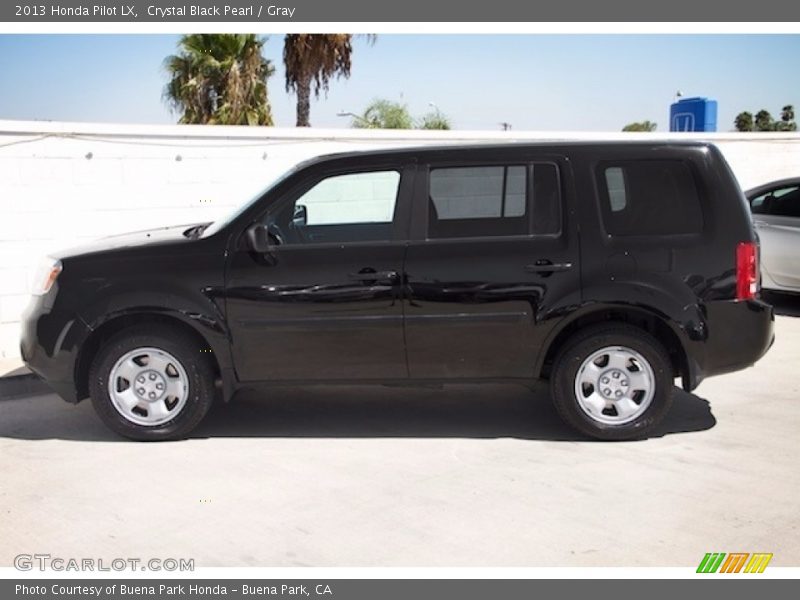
[736,242,758,301]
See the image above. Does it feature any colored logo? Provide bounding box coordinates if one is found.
[697,552,773,573]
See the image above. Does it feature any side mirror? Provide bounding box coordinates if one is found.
[292,204,308,227]
[245,223,270,253]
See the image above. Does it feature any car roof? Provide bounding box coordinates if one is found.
[297,140,717,167]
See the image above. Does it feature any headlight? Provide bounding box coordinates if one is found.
[31,257,62,296]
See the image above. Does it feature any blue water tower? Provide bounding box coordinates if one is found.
[670,97,718,132]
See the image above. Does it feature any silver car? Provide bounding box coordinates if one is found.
[747,178,800,293]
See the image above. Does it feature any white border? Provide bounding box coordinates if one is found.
[0,19,797,579]
[1,22,800,34]
[2,567,800,579]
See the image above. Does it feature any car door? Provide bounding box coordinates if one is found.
[225,162,413,382]
[751,184,800,290]
[403,154,581,379]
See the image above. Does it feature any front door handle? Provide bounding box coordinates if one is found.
[348,269,400,283]
[753,220,772,229]
[525,261,573,273]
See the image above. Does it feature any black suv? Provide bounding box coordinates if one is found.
[21,142,774,441]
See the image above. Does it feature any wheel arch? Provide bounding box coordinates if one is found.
[74,310,233,403]
[536,304,693,389]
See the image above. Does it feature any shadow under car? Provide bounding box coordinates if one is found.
[0,383,716,443]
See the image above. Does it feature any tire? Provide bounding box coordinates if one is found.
[89,326,215,441]
[550,324,674,441]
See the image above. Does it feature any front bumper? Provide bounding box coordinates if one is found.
[20,295,90,404]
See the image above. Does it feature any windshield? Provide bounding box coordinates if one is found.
[201,164,300,238]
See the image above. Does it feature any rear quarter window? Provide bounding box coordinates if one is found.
[596,160,704,236]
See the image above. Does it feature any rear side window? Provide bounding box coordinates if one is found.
[427,163,561,239]
[597,160,703,236]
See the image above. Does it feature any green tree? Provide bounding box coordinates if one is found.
[734,111,754,132]
[352,99,414,129]
[284,35,375,127]
[351,99,453,130]
[418,109,451,130]
[777,105,797,131]
[622,120,657,132]
[735,105,796,132]
[754,110,775,132]
[164,34,275,125]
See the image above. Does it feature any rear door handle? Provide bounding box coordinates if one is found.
[525,261,573,273]
[348,270,400,282]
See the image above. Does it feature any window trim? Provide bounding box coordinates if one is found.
[530,161,564,237]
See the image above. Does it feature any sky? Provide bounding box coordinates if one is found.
[0,34,797,132]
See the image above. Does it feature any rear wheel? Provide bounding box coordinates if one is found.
[550,324,674,440]
[89,327,215,441]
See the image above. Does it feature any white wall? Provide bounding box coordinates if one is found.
[1,119,799,359]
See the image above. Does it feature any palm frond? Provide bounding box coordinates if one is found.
[163,34,274,126]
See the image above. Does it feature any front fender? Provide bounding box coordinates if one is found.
[73,282,235,402]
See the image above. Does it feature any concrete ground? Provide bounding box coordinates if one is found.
[0,358,28,378]
[1,294,799,568]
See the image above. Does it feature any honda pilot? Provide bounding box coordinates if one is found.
[20,142,775,441]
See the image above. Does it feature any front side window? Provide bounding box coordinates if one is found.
[268,170,400,245]
[752,185,800,217]
[770,187,800,218]
[597,160,704,236]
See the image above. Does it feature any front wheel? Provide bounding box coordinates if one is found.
[89,326,215,441]
[550,324,674,440]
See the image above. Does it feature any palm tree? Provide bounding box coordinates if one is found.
[418,109,451,130]
[284,34,371,127]
[164,34,275,126]
[622,120,657,132]
[754,110,774,132]
[352,99,414,129]
[779,105,797,131]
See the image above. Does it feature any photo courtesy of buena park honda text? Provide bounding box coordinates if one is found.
[0,1,798,598]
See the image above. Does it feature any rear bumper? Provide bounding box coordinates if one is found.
[685,298,774,389]
[19,295,90,404]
